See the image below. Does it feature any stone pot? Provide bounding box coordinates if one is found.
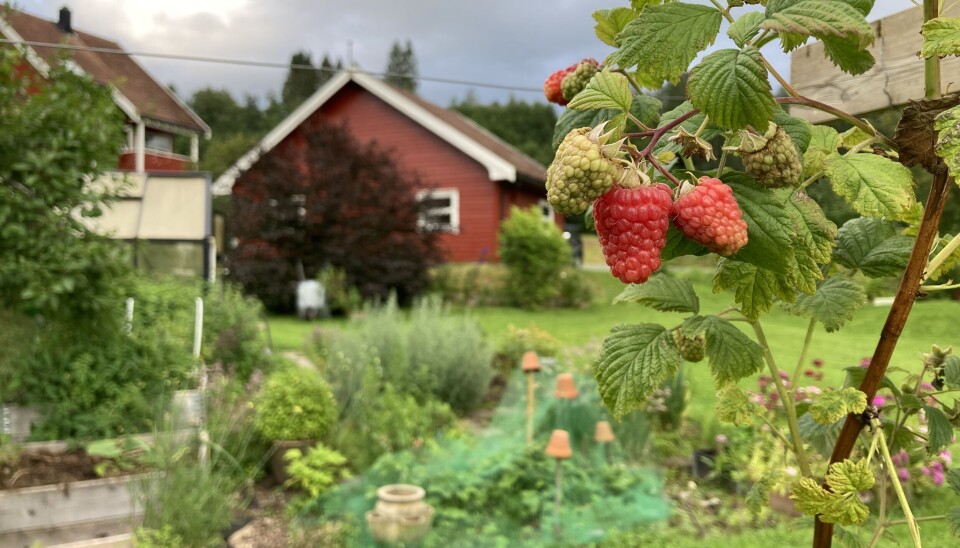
[365,484,434,545]
[269,440,314,486]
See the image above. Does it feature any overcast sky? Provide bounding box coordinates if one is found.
[15,1,915,108]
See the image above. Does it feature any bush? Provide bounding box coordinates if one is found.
[254,366,337,441]
[428,263,507,306]
[284,442,350,497]
[139,459,234,547]
[498,206,573,308]
[498,324,562,367]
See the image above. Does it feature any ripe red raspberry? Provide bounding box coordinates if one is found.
[543,62,578,106]
[671,177,748,256]
[593,184,672,284]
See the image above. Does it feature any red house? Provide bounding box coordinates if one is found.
[214,71,557,262]
[1,6,210,172]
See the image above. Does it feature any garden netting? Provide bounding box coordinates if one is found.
[303,364,671,546]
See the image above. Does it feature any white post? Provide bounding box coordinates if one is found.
[124,297,135,334]
[135,122,146,173]
[190,134,199,164]
[193,297,203,360]
[192,296,210,466]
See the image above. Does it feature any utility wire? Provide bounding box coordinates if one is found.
[0,38,545,93]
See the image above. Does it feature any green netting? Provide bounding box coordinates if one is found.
[303,364,671,546]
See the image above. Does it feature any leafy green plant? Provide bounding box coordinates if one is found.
[134,525,186,548]
[498,206,573,309]
[317,266,363,316]
[283,442,350,497]
[253,366,337,441]
[545,1,960,545]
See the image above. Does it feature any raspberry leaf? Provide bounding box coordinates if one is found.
[727,12,764,48]
[823,152,917,221]
[833,217,914,278]
[612,274,700,313]
[921,17,960,58]
[947,507,960,536]
[688,46,776,131]
[683,315,764,385]
[947,468,960,495]
[924,405,954,454]
[826,458,875,494]
[716,385,762,426]
[594,324,681,419]
[935,103,960,179]
[782,275,867,333]
[661,224,709,260]
[552,96,661,149]
[762,1,873,51]
[593,8,639,47]
[608,3,723,81]
[809,387,867,424]
[714,259,796,320]
[785,191,837,263]
[821,35,876,76]
[944,355,960,390]
[803,125,840,177]
[567,70,633,112]
[774,109,814,155]
[791,460,872,526]
[723,172,795,273]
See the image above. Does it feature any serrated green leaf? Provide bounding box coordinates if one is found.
[728,11,765,48]
[843,366,901,399]
[791,477,839,518]
[839,126,874,149]
[804,125,840,177]
[774,109,814,155]
[924,405,954,454]
[822,35,876,76]
[612,274,700,313]
[746,477,771,514]
[921,17,960,58]
[944,355,960,390]
[824,152,917,221]
[783,276,866,332]
[714,259,796,320]
[716,385,762,426]
[723,172,796,273]
[785,191,837,263]
[683,315,764,385]
[900,393,924,411]
[593,8,640,47]
[809,387,867,424]
[947,468,960,495]
[688,46,776,131]
[935,104,960,178]
[661,223,710,260]
[568,70,633,112]
[799,412,844,456]
[833,217,914,278]
[947,507,960,536]
[763,1,874,50]
[609,3,723,81]
[553,97,661,149]
[594,324,681,419]
[828,458,875,493]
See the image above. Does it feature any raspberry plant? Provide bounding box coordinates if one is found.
[547,1,960,546]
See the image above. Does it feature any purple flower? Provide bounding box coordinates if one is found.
[779,370,790,380]
[898,467,910,481]
[932,471,945,486]
[892,450,909,467]
[920,465,931,476]
[859,357,871,368]
[872,395,887,407]
[939,450,952,465]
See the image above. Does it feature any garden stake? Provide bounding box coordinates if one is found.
[545,429,572,542]
[124,297,134,335]
[521,351,542,446]
[194,297,210,467]
[554,373,578,431]
[594,421,615,464]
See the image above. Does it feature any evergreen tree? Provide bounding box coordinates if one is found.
[281,50,321,113]
[318,54,344,88]
[384,40,418,93]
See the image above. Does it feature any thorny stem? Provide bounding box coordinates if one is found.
[638,109,701,157]
[751,320,812,477]
[791,318,818,387]
[649,154,683,187]
[874,419,923,548]
[776,97,898,150]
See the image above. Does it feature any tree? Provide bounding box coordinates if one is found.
[384,40,418,93]
[228,120,440,311]
[0,48,131,321]
[281,50,321,114]
[451,96,558,165]
[318,54,344,88]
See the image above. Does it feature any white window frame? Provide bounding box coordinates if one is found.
[416,188,460,234]
[538,198,555,224]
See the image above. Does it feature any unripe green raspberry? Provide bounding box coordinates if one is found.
[546,124,624,215]
[738,123,803,188]
[561,59,599,102]
[673,328,705,362]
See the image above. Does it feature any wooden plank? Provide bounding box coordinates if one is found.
[789,5,960,123]
[51,533,134,548]
[0,475,148,532]
[0,518,137,548]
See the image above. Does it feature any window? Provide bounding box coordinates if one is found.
[538,198,555,223]
[417,188,460,233]
[145,130,174,153]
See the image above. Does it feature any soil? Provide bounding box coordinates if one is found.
[0,449,132,490]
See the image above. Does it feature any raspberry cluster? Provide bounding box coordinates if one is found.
[593,184,673,284]
[560,59,599,102]
[673,328,705,362]
[739,123,803,188]
[671,177,748,257]
[543,64,577,106]
[546,126,623,215]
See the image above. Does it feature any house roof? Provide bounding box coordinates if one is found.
[212,70,547,195]
[0,8,210,136]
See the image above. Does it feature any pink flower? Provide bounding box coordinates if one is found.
[898,467,910,481]
[779,370,790,380]
[715,434,728,445]
[872,395,887,407]
[892,450,909,467]
[939,450,952,465]
[932,471,945,486]
[859,357,871,368]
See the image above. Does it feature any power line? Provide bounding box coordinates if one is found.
[0,38,544,93]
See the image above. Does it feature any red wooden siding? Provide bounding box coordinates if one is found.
[118,151,190,172]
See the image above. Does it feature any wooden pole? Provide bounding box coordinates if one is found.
[526,372,536,446]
